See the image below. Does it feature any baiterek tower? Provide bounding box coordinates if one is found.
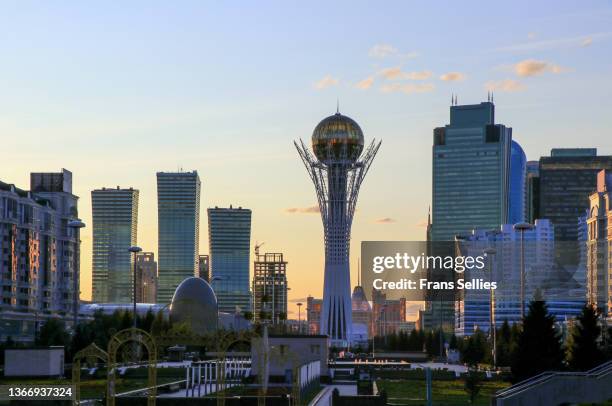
[295,109,381,347]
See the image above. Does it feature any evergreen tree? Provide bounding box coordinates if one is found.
[461,329,488,366]
[495,320,512,367]
[511,300,564,382]
[567,305,604,371]
[36,318,70,347]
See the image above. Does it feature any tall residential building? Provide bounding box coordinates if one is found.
[252,252,288,324]
[91,187,139,303]
[455,220,583,336]
[156,171,201,304]
[1,170,80,342]
[586,170,612,316]
[429,101,512,331]
[526,161,540,223]
[509,140,526,224]
[539,148,612,241]
[198,254,210,282]
[208,206,251,313]
[295,111,381,347]
[136,252,157,304]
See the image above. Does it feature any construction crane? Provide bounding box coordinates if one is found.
[254,241,265,257]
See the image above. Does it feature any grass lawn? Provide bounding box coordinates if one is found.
[377,379,511,406]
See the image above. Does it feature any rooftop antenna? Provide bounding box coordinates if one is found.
[336,97,340,114]
[451,93,454,106]
[357,258,360,286]
[491,92,494,103]
[487,91,490,102]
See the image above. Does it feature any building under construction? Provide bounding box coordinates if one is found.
[252,252,288,324]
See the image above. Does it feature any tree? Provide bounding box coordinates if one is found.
[36,318,69,347]
[461,329,488,366]
[511,300,564,382]
[495,320,513,367]
[567,305,604,371]
[464,369,482,404]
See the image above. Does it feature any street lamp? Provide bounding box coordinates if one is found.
[513,223,534,320]
[297,302,303,334]
[483,247,497,369]
[68,219,85,329]
[128,246,142,329]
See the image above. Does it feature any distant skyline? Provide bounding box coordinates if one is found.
[1,1,611,319]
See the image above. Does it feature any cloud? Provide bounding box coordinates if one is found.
[494,32,611,52]
[581,37,593,47]
[513,59,564,77]
[355,76,374,90]
[314,75,339,89]
[374,217,396,224]
[284,206,319,214]
[439,72,466,81]
[379,67,432,81]
[380,82,435,94]
[485,79,526,92]
[415,220,429,228]
[368,44,418,59]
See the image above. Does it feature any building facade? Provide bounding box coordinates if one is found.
[156,171,201,304]
[526,161,540,223]
[539,149,612,242]
[509,140,527,224]
[208,206,251,313]
[351,285,372,347]
[306,296,322,335]
[455,220,583,336]
[586,170,612,316]
[252,252,288,324]
[198,254,209,282]
[1,170,80,342]
[372,289,406,337]
[136,252,157,303]
[429,101,512,332]
[91,187,139,303]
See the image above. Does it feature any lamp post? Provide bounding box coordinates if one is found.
[513,223,534,320]
[128,246,142,329]
[297,302,303,334]
[483,247,497,369]
[68,220,85,330]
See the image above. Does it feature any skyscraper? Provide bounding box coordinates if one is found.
[91,187,139,303]
[198,254,210,282]
[208,206,251,313]
[539,149,612,241]
[429,101,512,331]
[431,101,512,241]
[295,110,381,347]
[156,171,201,304]
[509,140,526,224]
[1,170,80,342]
[136,252,158,304]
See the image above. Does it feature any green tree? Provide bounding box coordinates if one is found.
[464,369,482,404]
[461,329,488,366]
[567,305,604,371]
[511,300,564,382]
[495,320,513,367]
[36,318,69,347]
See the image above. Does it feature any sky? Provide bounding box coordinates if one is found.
[1,1,611,320]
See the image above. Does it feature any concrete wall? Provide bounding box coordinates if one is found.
[251,335,329,377]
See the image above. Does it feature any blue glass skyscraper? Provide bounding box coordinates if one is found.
[509,140,527,224]
[156,171,201,304]
[208,206,251,313]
